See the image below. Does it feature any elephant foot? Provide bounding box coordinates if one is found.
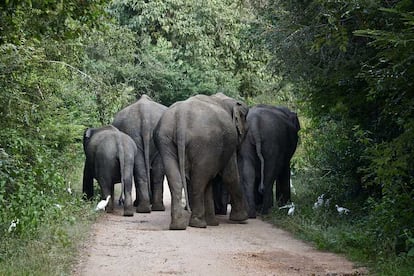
[248,209,257,219]
[260,207,270,215]
[136,203,151,213]
[206,216,219,226]
[106,205,114,213]
[189,216,207,228]
[229,209,248,222]
[151,202,165,211]
[215,208,227,215]
[170,221,187,230]
[123,207,134,217]
[170,210,191,230]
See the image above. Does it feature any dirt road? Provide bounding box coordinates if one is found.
[74,183,367,276]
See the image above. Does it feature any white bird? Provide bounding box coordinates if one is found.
[67,182,72,194]
[95,195,111,211]
[279,203,294,209]
[8,219,19,233]
[313,194,325,210]
[287,203,295,216]
[335,204,350,215]
[279,202,295,215]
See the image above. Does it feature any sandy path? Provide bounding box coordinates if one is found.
[74,182,366,276]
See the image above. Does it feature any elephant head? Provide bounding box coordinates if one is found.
[83,125,118,152]
[210,93,249,144]
[274,106,301,132]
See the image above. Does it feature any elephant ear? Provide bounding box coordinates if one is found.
[232,102,248,143]
[84,128,93,139]
[83,128,94,152]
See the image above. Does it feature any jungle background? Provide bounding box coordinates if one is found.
[0,0,413,274]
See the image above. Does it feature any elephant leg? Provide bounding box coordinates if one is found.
[97,175,114,213]
[133,155,151,213]
[163,154,190,230]
[213,177,228,215]
[122,166,134,217]
[223,154,248,222]
[188,173,208,228]
[254,177,263,211]
[82,161,94,200]
[261,164,278,215]
[205,182,219,226]
[108,183,115,213]
[239,156,257,218]
[150,156,165,211]
[275,164,291,206]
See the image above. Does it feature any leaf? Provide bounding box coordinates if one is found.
[408,247,414,257]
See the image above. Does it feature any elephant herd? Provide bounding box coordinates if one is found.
[82,93,300,230]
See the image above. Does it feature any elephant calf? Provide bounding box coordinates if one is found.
[82,125,151,216]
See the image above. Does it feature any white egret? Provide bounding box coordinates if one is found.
[279,202,295,215]
[279,203,294,209]
[95,195,111,211]
[313,194,325,210]
[335,204,350,215]
[8,219,19,233]
[287,203,295,216]
[67,181,72,194]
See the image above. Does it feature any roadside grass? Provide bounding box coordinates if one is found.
[0,216,95,275]
[0,164,99,276]
[265,171,414,276]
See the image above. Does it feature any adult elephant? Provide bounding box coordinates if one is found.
[238,104,300,218]
[112,94,167,211]
[154,93,249,230]
[82,125,151,216]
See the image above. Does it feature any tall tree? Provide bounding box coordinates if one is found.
[109,0,273,105]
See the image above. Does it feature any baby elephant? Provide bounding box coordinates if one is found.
[82,125,151,216]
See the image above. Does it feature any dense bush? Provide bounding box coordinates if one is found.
[251,0,414,272]
[1,0,412,274]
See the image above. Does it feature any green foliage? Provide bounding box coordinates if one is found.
[109,0,274,105]
[80,22,138,123]
[0,1,110,274]
[252,0,414,273]
[3,0,412,274]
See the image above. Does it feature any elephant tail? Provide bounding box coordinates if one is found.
[115,129,126,203]
[143,123,151,201]
[177,116,191,212]
[253,130,265,194]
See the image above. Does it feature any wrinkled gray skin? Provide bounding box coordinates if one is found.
[82,125,151,216]
[238,104,300,218]
[154,93,249,230]
[112,95,167,212]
